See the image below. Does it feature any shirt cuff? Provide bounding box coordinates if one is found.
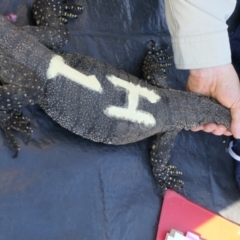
[171,30,232,69]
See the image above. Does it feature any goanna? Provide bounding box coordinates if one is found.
[0,0,231,193]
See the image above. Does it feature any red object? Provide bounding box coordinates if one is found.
[156,190,240,240]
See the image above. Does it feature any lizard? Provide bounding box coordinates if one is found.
[0,0,231,193]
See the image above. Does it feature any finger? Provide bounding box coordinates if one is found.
[222,131,232,136]
[192,124,232,136]
[203,123,232,136]
[191,125,204,132]
[202,123,218,133]
[211,124,229,136]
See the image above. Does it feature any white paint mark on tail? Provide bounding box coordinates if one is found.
[47,55,103,93]
[104,75,160,127]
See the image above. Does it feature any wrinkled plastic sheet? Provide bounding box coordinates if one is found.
[0,0,240,239]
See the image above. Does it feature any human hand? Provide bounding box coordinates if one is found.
[186,64,240,138]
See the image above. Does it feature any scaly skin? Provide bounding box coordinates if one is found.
[0,1,231,192]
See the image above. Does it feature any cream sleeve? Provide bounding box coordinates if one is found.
[164,0,236,69]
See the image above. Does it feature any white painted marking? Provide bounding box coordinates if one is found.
[47,55,103,93]
[104,75,161,127]
[106,75,160,103]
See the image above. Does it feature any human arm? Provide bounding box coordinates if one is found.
[187,64,240,137]
[164,0,240,137]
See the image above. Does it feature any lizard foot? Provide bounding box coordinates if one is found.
[142,40,173,88]
[29,0,83,49]
[0,109,32,157]
[10,109,32,143]
[153,165,184,193]
[33,0,84,25]
[59,2,84,23]
[150,132,184,193]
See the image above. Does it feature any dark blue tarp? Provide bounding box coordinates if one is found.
[0,0,240,239]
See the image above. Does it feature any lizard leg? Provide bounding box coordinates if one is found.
[142,40,173,88]
[0,69,33,157]
[0,55,42,157]
[0,85,40,110]
[150,131,184,194]
[0,54,44,108]
[0,83,36,157]
[21,0,83,49]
